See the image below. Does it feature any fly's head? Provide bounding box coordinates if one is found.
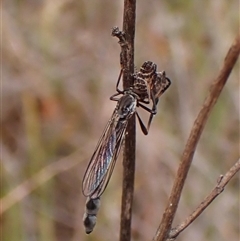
[117,94,137,119]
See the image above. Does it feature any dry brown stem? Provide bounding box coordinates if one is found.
[118,1,136,241]
[153,35,240,241]
[168,159,240,240]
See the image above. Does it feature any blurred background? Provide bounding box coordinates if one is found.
[2,1,239,241]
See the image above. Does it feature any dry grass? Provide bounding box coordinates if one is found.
[2,1,239,241]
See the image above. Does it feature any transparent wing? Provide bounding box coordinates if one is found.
[82,110,128,199]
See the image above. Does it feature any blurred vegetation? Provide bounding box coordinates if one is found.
[2,1,239,241]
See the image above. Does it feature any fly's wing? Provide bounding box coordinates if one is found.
[82,110,128,199]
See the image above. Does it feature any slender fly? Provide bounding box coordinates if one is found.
[82,62,171,233]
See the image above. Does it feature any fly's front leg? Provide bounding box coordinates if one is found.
[136,101,157,135]
[115,68,124,93]
[137,102,155,114]
[136,111,148,135]
[110,68,125,101]
[147,113,155,131]
[110,92,122,101]
[150,90,158,115]
[147,91,158,130]
[137,90,160,133]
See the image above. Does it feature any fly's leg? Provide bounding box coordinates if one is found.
[110,69,124,101]
[110,92,122,101]
[135,112,148,135]
[147,90,158,130]
[115,68,124,93]
[136,98,156,135]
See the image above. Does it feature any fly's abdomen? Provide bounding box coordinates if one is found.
[83,197,101,234]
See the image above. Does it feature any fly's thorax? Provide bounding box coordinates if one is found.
[117,93,137,119]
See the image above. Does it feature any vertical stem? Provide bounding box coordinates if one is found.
[119,1,136,241]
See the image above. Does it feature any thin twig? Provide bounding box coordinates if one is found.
[112,1,136,241]
[153,35,240,241]
[168,159,240,240]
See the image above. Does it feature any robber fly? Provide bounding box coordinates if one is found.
[82,69,153,233]
[82,62,171,233]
